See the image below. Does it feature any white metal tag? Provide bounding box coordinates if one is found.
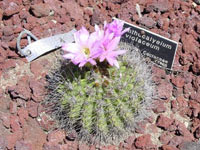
[21,29,76,62]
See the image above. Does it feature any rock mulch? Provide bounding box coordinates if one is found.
[0,0,200,150]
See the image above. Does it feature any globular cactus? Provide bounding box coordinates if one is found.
[44,43,155,145]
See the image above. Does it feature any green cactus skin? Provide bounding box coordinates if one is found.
[44,45,155,145]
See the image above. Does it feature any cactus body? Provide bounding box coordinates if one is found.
[45,46,155,145]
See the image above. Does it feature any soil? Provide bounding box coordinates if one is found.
[0,0,200,150]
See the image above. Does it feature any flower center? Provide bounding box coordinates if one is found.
[82,48,90,57]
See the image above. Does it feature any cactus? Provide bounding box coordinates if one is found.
[44,43,155,145]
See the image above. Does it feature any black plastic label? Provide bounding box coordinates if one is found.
[118,19,178,69]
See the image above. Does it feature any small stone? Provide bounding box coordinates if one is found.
[156,115,174,130]
[0,112,10,128]
[37,112,55,131]
[171,76,185,88]
[29,79,46,102]
[23,118,47,150]
[3,2,19,16]
[153,100,166,113]
[0,136,6,150]
[10,115,21,133]
[2,26,14,36]
[157,81,173,100]
[43,143,61,150]
[161,145,179,150]
[17,108,29,127]
[135,134,155,149]
[0,9,3,21]
[15,140,32,150]
[30,58,50,77]
[188,100,200,117]
[9,101,17,114]
[30,3,51,17]
[196,22,200,34]
[194,127,200,138]
[121,136,135,149]
[62,1,83,20]
[6,130,23,149]
[159,132,171,145]
[47,130,65,144]
[192,60,200,74]
[138,16,156,28]
[8,76,31,100]
[135,121,147,134]
[181,34,198,53]
[27,101,38,118]
[146,0,171,12]
[168,136,184,147]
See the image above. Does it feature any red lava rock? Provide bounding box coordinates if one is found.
[78,143,91,150]
[134,134,156,149]
[27,101,38,118]
[146,0,171,12]
[6,129,23,149]
[37,112,55,131]
[9,101,17,114]
[188,100,200,117]
[30,3,51,17]
[47,130,65,144]
[2,26,14,36]
[62,1,83,20]
[179,141,200,150]
[0,9,3,21]
[60,141,78,150]
[17,108,29,127]
[23,118,47,150]
[192,60,200,74]
[0,112,10,128]
[194,126,200,138]
[157,81,173,100]
[30,58,50,77]
[119,136,135,150]
[29,79,46,102]
[181,34,198,53]
[0,136,7,150]
[91,8,107,26]
[176,96,188,108]
[168,136,184,147]
[171,76,185,88]
[153,100,166,113]
[8,76,31,100]
[1,59,16,70]
[176,121,194,140]
[138,16,156,28]
[3,2,20,17]
[156,115,174,130]
[161,145,179,150]
[196,22,200,34]
[15,140,33,150]
[171,100,178,112]
[159,132,171,145]
[43,143,61,150]
[135,121,147,134]
[10,115,21,133]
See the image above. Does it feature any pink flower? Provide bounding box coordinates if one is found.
[62,27,101,67]
[99,36,126,68]
[104,20,129,37]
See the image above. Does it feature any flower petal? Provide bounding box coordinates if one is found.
[106,57,115,66]
[62,43,80,53]
[106,37,120,51]
[88,59,96,65]
[113,59,119,68]
[63,53,75,59]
